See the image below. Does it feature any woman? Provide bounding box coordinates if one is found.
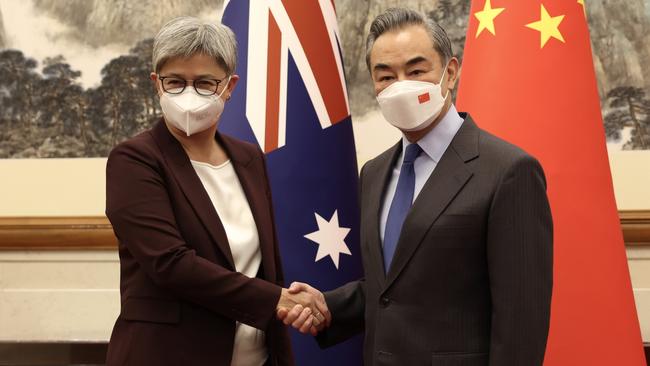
[105,17,326,366]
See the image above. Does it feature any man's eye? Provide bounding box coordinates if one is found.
[379,76,394,82]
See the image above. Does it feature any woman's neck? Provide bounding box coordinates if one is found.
[166,123,228,166]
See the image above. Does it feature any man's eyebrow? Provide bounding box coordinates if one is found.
[405,56,428,67]
[373,63,391,71]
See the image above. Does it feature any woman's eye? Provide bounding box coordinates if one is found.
[197,80,216,87]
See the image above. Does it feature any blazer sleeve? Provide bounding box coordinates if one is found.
[259,148,287,288]
[105,141,281,331]
[316,279,366,348]
[486,154,553,366]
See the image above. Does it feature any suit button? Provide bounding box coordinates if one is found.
[379,297,390,307]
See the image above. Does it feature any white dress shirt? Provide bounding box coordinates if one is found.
[379,104,465,243]
[190,159,268,366]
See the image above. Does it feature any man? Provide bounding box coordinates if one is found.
[279,7,553,365]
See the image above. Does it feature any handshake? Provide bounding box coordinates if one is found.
[276,282,330,336]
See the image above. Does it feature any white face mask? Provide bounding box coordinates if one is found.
[376,64,449,132]
[159,77,230,136]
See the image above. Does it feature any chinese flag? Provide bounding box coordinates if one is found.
[457,1,645,365]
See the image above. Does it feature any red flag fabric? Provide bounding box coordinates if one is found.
[457,1,645,365]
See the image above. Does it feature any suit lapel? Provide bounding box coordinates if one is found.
[218,133,277,282]
[383,115,480,292]
[365,141,402,288]
[151,120,235,269]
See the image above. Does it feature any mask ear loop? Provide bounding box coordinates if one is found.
[439,61,451,101]
[185,109,191,136]
[217,76,232,98]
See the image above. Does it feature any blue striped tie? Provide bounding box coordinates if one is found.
[383,143,422,273]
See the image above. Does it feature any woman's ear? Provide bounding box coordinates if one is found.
[224,74,240,100]
[150,72,162,97]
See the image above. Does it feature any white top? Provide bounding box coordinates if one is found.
[190,159,268,366]
[380,104,465,243]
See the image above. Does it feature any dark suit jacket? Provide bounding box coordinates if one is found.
[318,114,553,366]
[105,120,293,366]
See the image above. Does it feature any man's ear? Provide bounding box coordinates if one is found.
[445,57,460,92]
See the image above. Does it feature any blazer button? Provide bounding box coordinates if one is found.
[379,297,390,307]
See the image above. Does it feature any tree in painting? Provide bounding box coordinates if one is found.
[603,87,650,150]
[0,39,160,158]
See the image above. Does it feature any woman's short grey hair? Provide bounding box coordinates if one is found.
[365,8,453,70]
[152,16,237,75]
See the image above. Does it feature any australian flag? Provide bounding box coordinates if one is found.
[219,1,363,364]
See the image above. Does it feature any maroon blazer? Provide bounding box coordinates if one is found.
[105,120,293,366]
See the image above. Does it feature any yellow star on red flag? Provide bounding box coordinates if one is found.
[474,0,505,38]
[578,0,586,17]
[525,4,565,48]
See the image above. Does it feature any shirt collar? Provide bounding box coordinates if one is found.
[401,104,465,164]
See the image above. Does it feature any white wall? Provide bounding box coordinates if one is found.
[627,246,650,342]
[0,247,648,342]
[0,251,119,341]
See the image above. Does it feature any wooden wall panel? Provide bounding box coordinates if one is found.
[0,211,648,249]
[0,217,116,250]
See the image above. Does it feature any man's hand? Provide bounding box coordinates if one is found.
[276,286,322,333]
[276,282,331,336]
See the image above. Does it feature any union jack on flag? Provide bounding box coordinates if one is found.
[220,1,363,364]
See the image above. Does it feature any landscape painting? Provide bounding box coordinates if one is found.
[0,0,648,158]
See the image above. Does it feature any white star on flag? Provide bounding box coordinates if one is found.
[304,210,352,269]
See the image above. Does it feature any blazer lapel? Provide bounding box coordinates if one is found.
[365,141,402,288]
[151,120,235,269]
[218,133,277,282]
[383,115,480,292]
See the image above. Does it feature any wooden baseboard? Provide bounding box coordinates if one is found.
[0,341,107,365]
[0,211,649,250]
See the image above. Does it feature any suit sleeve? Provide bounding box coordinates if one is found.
[106,142,281,331]
[316,280,366,348]
[486,154,553,366]
[316,162,368,348]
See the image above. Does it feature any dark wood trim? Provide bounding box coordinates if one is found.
[0,342,647,365]
[620,210,650,247]
[0,210,649,250]
[0,341,108,365]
